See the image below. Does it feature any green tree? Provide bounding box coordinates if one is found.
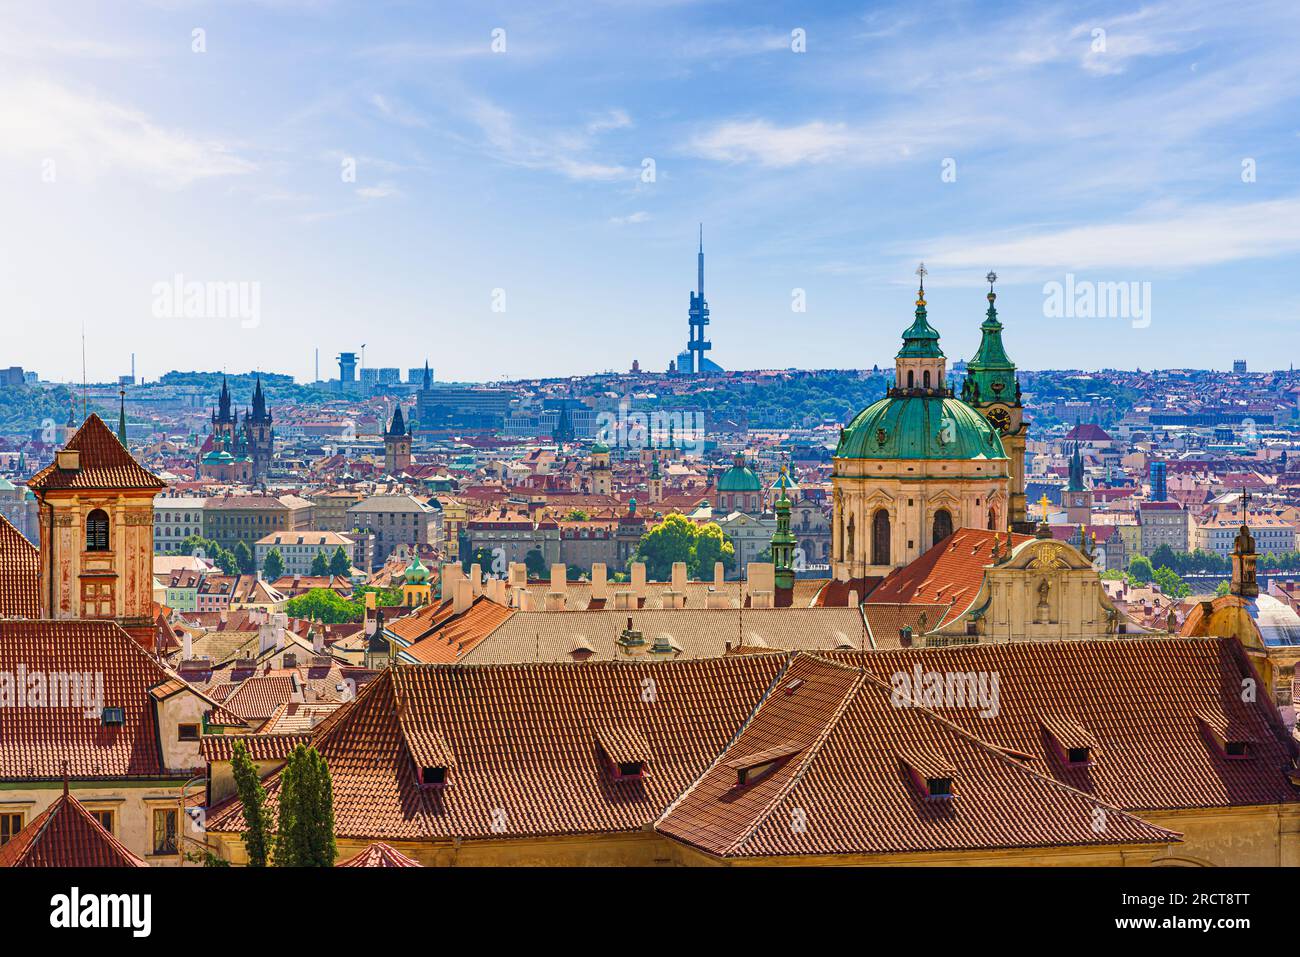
[691,522,736,578]
[633,513,695,580]
[262,547,285,582]
[272,744,336,867]
[462,545,495,575]
[310,551,330,577]
[524,548,547,579]
[564,508,589,521]
[1127,555,1154,584]
[233,540,256,575]
[1153,565,1191,600]
[231,739,272,867]
[286,588,360,623]
[215,547,240,576]
[328,545,351,577]
[1214,579,1231,597]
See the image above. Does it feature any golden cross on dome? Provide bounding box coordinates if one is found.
[1038,492,1051,518]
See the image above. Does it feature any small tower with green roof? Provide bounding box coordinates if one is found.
[965,271,1029,531]
[771,466,797,591]
[401,554,432,607]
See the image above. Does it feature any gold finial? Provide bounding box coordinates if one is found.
[915,262,928,306]
[1038,492,1051,517]
[986,270,997,303]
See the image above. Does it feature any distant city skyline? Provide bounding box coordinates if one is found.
[2,0,1299,382]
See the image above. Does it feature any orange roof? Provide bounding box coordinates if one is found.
[389,596,515,664]
[221,675,297,722]
[28,414,165,493]
[0,789,147,867]
[657,655,1177,858]
[0,621,189,780]
[336,842,423,867]
[869,528,1034,625]
[0,513,38,618]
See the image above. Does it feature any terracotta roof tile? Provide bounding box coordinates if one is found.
[0,514,38,618]
[0,621,185,780]
[0,790,147,867]
[336,842,423,867]
[27,414,165,493]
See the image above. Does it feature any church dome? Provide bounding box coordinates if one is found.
[403,555,430,585]
[718,454,762,492]
[203,449,234,464]
[837,395,1006,461]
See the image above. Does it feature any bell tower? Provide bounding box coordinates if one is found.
[384,404,412,474]
[28,414,166,647]
[965,272,1029,531]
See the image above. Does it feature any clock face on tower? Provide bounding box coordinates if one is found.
[986,406,1012,435]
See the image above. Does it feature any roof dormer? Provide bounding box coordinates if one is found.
[1040,714,1099,767]
[899,751,956,800]
[1197,712,1255,760]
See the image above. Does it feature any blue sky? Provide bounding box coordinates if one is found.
[1,0,1298,383]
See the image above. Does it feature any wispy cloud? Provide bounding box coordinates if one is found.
[610,211,650,224]
[465,99,632,181]
[921,198,1300,274]
[0,79,253,186]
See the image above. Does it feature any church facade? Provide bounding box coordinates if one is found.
[832,269,1014,581]
[198,376,273,483]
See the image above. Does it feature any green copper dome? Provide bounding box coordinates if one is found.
[590,441,610,455]
[836,395,1007,461]
[717,454,762,492]
[404,555,430,585]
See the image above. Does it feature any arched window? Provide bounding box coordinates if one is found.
[906,370,915,388]
[85,509,110,552]
[987,506,998,530]
[923,370,932,389]
[872,509,891,566]
[932,508,953,546]
[846,515,855,560]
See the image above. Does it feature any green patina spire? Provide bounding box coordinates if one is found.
[117,388,127,445]
[771,466,796,590]
[965,271,1018,405]
[897,262,944,360]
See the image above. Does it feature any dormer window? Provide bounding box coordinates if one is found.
[420,766,447,787]
[1040,714,1098,768]
[1198,712,1255,760]
[926,776,953,798]
[900,751,956,800]
[597,725,652,783]
[615,761,645,780]
[101,706,125,726]
[726,742,803,788]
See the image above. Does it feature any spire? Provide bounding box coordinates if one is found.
[966,269,1018,404]
[387,405,406,437]
[697,223,704,298]
[422,359,431,391]
[897,262,944,359]
[771,465,796,591]
[117,388,127,445]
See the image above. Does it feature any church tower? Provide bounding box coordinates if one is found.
[589,442,612,496]
[28,414,166,648]
[384,404,412,474]
[246,376,274,482]
[964,272,1029,531]
[647,453,663,504]
[771,467,797,592]
[1063,441,1093,525]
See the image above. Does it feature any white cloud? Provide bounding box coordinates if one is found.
[610,211,650,224]
[922,198,1300,273]
[370,93,428,128]
[465,99,632,182]
[0,79,253,187]
[688,120,859,167]
[356,182,401,199]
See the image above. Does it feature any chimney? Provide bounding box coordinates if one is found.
[631,562,647,598]
[488,577,507,604]
[591,563,608,601]
[746,562,775,604]
[665,590,686,610]
[312,627,324,655]
[549,563,567,596]
[453,577,473,615]
[517,587,533,612]
[509,562,528,588]
[751,590,774,609]
[182,631,192,661]
[469,563,483,597]
[847,589,859,607]
[671,561,687,593]
[714,562,725,586]
[613,590,633,611]
[442,563,464,597]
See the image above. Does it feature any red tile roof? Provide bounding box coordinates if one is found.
[336,842,423,867]
[0,620,190,780]
[27,414,165,493]
[206,654,789,842]
[221,675,296,723]
[0,513,38,618]
[830,637,1299,811]
[869,528,1034,625]
[199,732,310,762]
[656,654,1177,859]
[0,789,147,867]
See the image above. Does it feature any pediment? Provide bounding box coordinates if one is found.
[1006,539,1095,572]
